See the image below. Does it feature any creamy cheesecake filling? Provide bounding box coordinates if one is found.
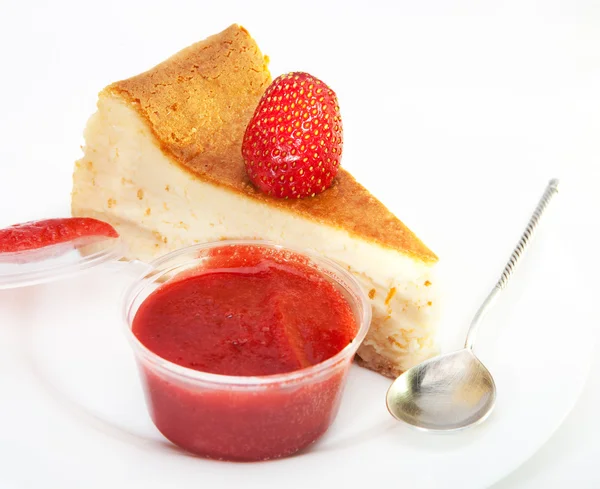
[72,96,438,376]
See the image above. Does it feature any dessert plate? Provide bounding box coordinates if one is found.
[0,181,595,489]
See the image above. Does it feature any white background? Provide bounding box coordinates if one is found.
[0,1,599,487]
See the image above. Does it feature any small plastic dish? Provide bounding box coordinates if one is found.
[123,240,371,462]
[0,236,123,290]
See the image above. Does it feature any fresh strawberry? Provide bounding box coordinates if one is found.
[242,72,343,199]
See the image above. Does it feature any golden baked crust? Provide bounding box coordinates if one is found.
[106,24,437,263]
[355,355,398,379]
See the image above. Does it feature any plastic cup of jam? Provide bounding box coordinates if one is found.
[123,240,371,462]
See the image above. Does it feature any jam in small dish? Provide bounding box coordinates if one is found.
[124,241,370,461]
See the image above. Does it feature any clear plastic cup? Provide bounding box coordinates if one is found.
[123,240,371,461]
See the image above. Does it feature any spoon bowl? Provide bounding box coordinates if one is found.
[386,349,496,431]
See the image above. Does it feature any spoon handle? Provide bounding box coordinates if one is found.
[464,179,560,350]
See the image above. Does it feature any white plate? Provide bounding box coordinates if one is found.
[0,187,595,489]
[0,2,598,488]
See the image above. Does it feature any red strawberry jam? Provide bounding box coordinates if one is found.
[130,244,361,461]
[0,217,118,254]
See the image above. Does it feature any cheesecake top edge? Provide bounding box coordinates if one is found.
[100,24,438,264]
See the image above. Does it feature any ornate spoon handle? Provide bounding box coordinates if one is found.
[464,179,560,350]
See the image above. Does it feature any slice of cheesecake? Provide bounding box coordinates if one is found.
[72,24,439,377]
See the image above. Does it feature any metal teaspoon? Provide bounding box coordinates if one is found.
[386,179,560,431]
